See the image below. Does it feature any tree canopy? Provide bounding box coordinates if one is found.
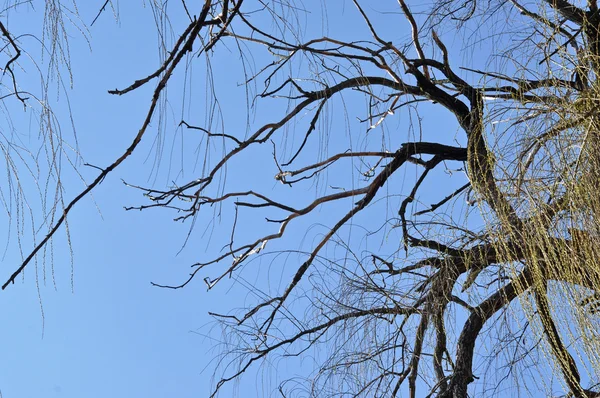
[3,1,600,397]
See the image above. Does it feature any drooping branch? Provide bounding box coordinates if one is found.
[2,0,226,290]
[534,285,586,397]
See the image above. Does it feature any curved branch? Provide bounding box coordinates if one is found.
[442,268,533,398]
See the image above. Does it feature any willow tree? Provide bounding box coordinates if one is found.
[4,1,600,397]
